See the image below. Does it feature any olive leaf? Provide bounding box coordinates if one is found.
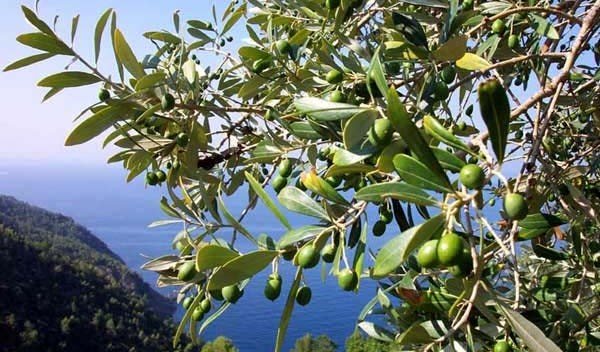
[195,245,240,272]
[278,186,329,220]
[386,88,452,190]
[113,28,145,78]
[393,154,454,193]
[456,53,491,70]
[246,172,292,230]
[207,250,279,289]
[38,71,101,88]
[278,225,329,248]
[294,97,368,121]
[497,301,562,352]
[354,182,440,207]
[372,214,444,278]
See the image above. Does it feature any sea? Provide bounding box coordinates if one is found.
[0,161,399,351]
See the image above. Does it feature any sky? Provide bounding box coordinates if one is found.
[0,0,231,165]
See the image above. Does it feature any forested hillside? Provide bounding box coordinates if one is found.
[0,195,193,351]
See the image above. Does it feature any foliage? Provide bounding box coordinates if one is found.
[6,0,600,351]
[290,334,337,352]
[0,195,193,351]
[344,332,396,352]
[200,336,239,352]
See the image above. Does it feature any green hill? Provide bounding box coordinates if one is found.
[0,195,193,352]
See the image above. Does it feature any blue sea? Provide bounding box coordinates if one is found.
[0,161,397,351]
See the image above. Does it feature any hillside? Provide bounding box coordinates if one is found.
[0,195,192,351]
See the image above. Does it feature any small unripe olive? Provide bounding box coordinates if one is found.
[276,40,291,55]
[503,193,528,220]
[325,69,344,84]
[182,297,193,310]
[221,285,242,303]
[177,261,198,282]
[146,172,159,186]
[437,232,464,266]
[191,307,204,321]
[492,19,506,35]
[338,269,358,291]
[372,220,386,237]
[98,89,110,102]
[155,170,167,183]
[417,239,440,268]
[297,245,320,269]
[459,164,485,189]
[161,93,175,111]
[321,244,337,263]
[295,286,312,306]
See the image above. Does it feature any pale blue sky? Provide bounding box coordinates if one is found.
[0,1,230,165]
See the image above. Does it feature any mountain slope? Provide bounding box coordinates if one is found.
[0,195,191,352]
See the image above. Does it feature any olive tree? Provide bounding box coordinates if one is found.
[6,0,600,351]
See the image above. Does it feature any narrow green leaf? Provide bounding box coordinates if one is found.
[21,6,55,36]
[367,48,388,98]
[431,147,466,172]
[531,14,559,40]
[245,172,292,230]
[294,97,368,121]
[373,214,444,278]
[520,213,566,229]
[497,301,562,352]
[289,122,321,140]
[222,7,243,34]
[94,9,113,63]
[207,250,278,289]
[217,196,256,245]
[71,15,80,43]
[248,140,282,163]
[423,115,471,154]
[343,110,376,149]
[325,164,376,178]
[376,140,407,173]
[478,79,510,163]
[134,72,166,91]
[393,154,454,193]
[278,225,328,248]
[42,87,63,102]
[38,71,101,88]
[278,186,329,220]
[113,28,145,78]
[354,182,439,206]
[352,216,368,290]
[173,289,203,348]
[125,150,153,182]
[332,147,374,166]
[65,104,132,146]
[238,46,271,60]
[110,12,124,81]
[3,53,55,71]
[456,53,491,70]
[16,32,73,55]
[396,0,449,8]
[195,246,239,272]
[275,267,302,352]
[386,88,451,188]
[432,35,467,61]
[397,320,449,344]
[187,20,213,30]
[143,31,181,44]
[188,28,211,41]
